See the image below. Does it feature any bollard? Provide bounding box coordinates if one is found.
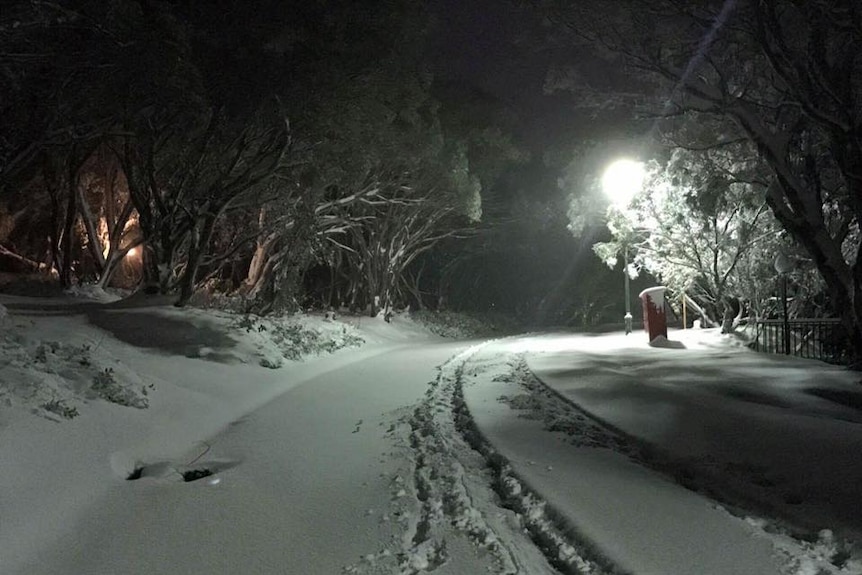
[639,286,668,342]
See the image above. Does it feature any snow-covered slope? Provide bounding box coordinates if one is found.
[0,297,445,574]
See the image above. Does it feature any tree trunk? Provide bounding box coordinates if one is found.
[176,211,218,306]
[77,183,106,275]
[141,244,161,291]
[0,244,44,272]
[59,151,80,288]
[685,294,717,327]
[97,200,136,288]
[243,234,276,294]
[119,136,177,293]
[96,252,123,289]
[720,296,741,334]
[764,187,862,363]
[43,158,65,278]
[404,266,426,311]
[328,263,338,309]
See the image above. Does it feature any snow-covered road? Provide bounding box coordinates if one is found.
[3,301,860,575]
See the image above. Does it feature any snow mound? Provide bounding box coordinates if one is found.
[63,284,123,302]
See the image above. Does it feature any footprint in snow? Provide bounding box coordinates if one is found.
[113,444,239,483]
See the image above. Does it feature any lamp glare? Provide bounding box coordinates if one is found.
[602,159,645,207]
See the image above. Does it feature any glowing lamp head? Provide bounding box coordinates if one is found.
[602,159,645,207]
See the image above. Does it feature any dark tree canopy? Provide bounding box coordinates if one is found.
[0,0,536,319]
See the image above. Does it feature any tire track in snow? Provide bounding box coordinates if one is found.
[493,356,640,457]
[391,344,621,575]
[395,345,521,573]
[453,353,625,575]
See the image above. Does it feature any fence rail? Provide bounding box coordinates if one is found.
[752,318,849,365]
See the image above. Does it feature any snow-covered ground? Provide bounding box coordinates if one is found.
[1,295,860,574]
[466,331,862,574]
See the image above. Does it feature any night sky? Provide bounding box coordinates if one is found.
[426,0,600,152]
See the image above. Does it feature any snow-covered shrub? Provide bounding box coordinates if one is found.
[41,398,79,419]
[0,315,150,417]
[231,313,364,366]
[411,310,519,339]
[74,344,93,367]
[188,290,262,314]
[33,341,55,363]
[271,322,364,360]
[91,368,148,409]
[236,314,265,333]
[32,341,93,369]
[259,356,283,369]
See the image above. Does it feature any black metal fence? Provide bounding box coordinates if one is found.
[752,318,850,364]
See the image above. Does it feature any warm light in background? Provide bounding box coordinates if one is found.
[602,159,645,207]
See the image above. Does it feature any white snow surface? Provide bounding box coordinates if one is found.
[1,296,860,575]
[513,329,862,574]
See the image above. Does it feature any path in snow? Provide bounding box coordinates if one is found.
[19,341,551,575]
[392,345,562,574]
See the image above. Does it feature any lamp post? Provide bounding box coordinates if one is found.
[602,159,645,335]
[774,254,793,355]
[623,245,632,334]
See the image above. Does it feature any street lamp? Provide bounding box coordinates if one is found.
[774,254,793,355]
[602,159,645,335]
[602,159,645,208]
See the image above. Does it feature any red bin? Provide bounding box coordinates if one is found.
[639,286,668,342]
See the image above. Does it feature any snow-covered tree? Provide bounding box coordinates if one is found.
[589,146,827,325]
[539,0,862,359]
[595,148,777,322]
